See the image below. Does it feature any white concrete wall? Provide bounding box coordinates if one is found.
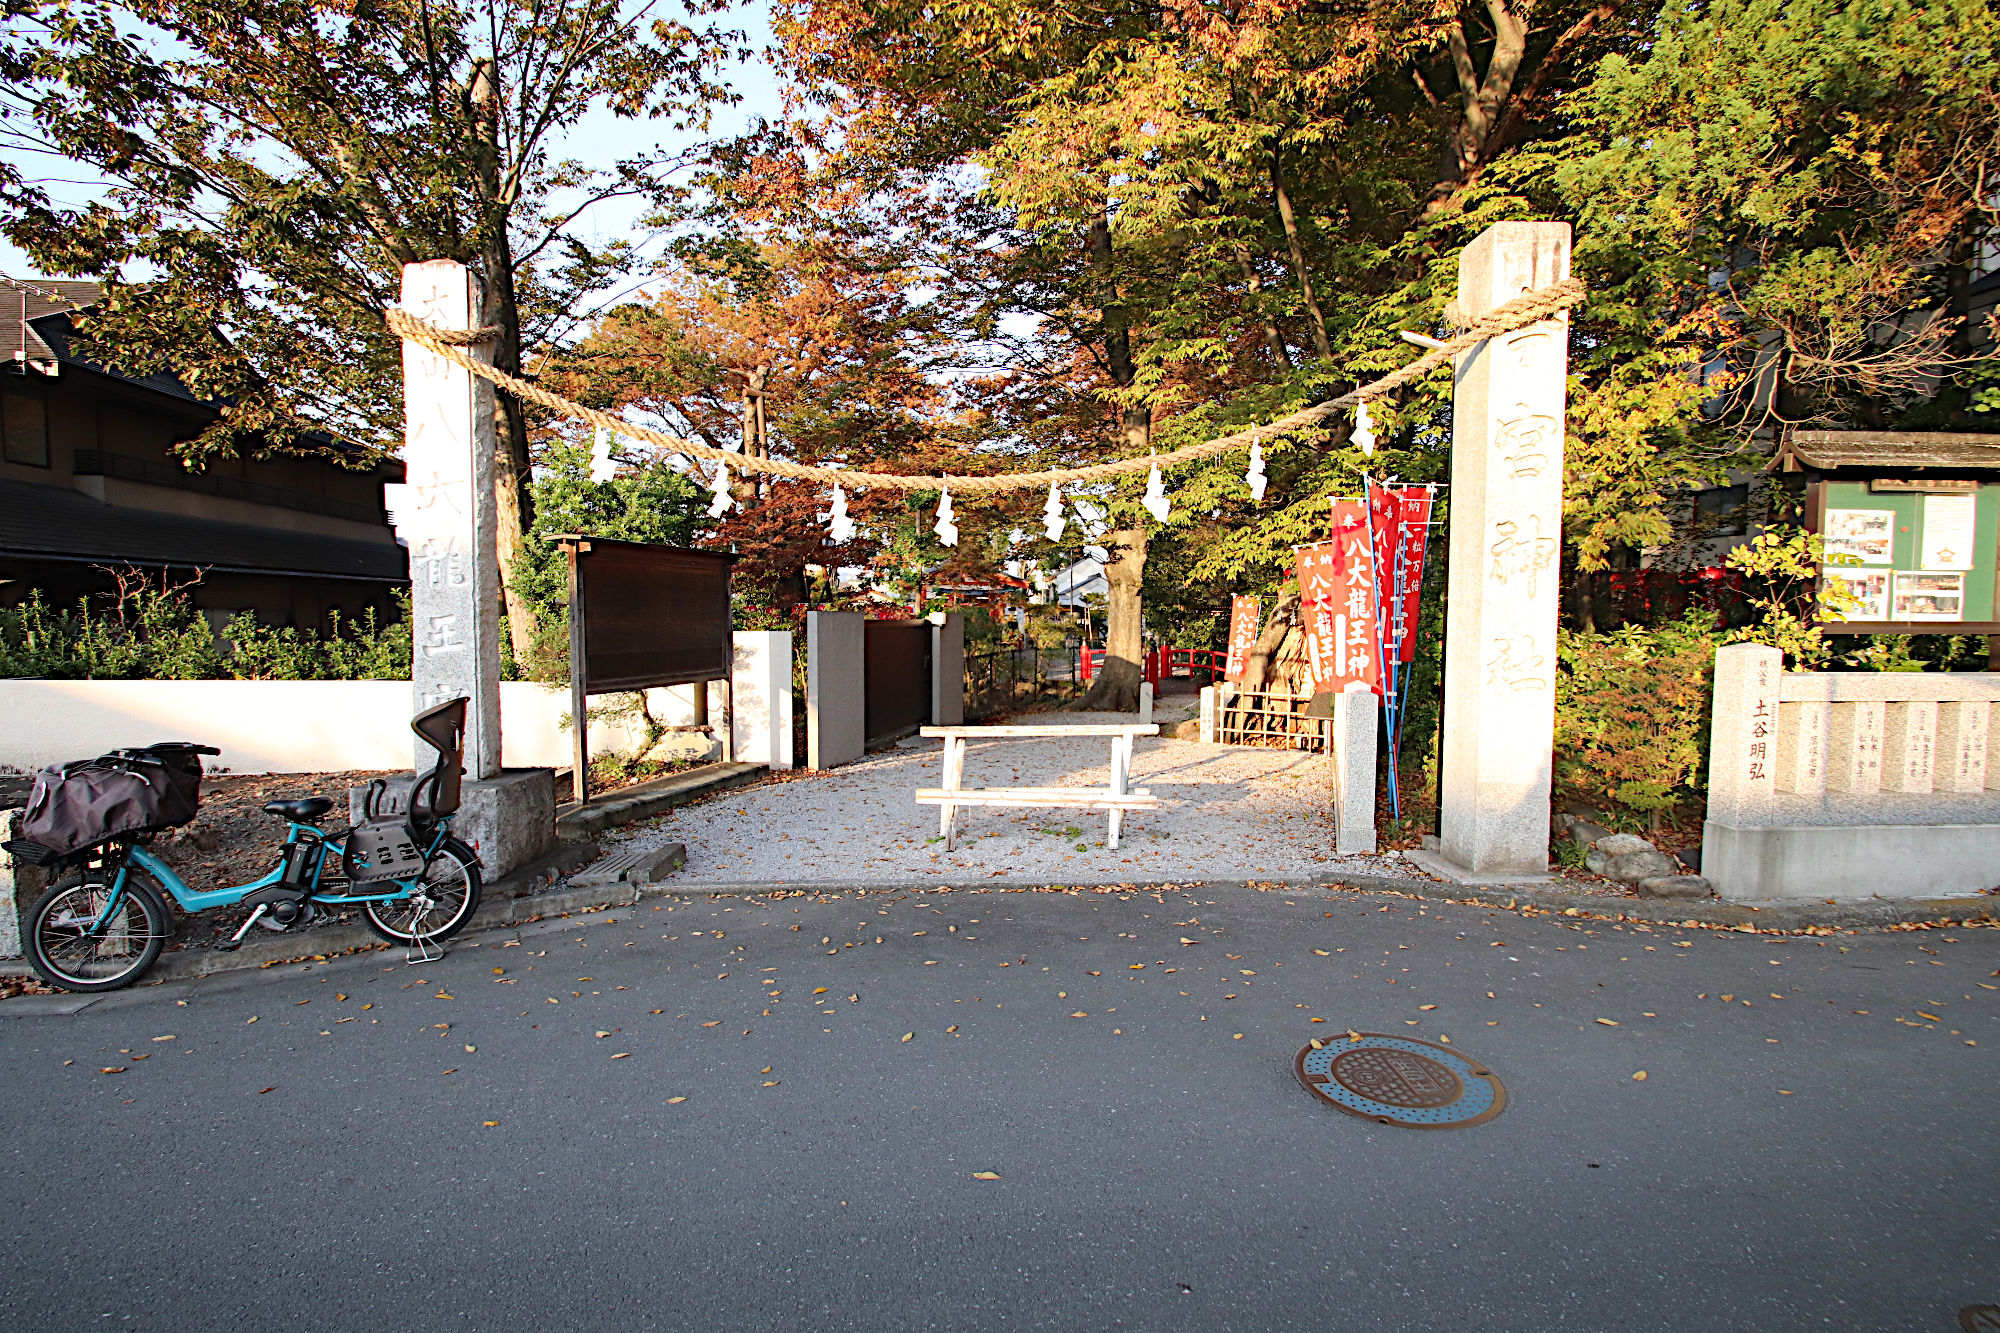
[0,635,789,777]
[1702,643,2000,900]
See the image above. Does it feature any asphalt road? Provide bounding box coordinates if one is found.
[3,886,1996,1332]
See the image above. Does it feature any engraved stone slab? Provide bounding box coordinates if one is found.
[1707,644,1781,824]
[1881,700,1938,794]
[393,260,503,780]
[1935,700,1988,793]
[1775,698,1829,796]
[1825,701,1886,795]
[1437,221,1571,877]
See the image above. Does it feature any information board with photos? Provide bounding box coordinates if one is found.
[1814,479,1998,630]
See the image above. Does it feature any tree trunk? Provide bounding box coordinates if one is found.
[1074,215,1153,712]
[1244,587,1301,690]
[1270,148,1333,361]
[1232,240,1291,369]
[468,58,538,665]
[1081,525,1147,711]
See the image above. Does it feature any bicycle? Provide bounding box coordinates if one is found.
[6,698,484,993]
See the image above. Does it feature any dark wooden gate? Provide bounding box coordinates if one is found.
[864,618,931,744]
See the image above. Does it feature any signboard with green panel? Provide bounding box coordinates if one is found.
[1812,479,2000,632]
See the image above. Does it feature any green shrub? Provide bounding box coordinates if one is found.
[1555,611,1722,831]
[0,577,411,681]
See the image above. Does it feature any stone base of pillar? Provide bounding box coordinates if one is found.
[1403,848,1552,886]
[350,767,556,882]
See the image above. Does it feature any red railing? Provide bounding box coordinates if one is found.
[1081,646,1227,685]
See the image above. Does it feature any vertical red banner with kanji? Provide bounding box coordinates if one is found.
[1223,594,1261,682]
[1295,501,1381,695]
[1393,487,1433,662]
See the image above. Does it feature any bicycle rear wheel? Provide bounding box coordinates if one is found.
[361,841,482,945]
[29,869,174,992]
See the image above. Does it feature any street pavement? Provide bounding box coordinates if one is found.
[2,885,1996,1331]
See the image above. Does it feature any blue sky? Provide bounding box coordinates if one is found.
[0,2,787,298]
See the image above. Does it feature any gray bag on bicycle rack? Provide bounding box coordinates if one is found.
[21,746,204,858]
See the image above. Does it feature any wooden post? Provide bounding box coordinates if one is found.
[566,539,589,806]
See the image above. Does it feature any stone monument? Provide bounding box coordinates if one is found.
[383,260,554,878]
[1416,222,1573,882]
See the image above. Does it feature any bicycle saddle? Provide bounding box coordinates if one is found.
[263,797,334,822]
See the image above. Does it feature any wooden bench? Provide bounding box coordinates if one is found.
[914,724,1161,851]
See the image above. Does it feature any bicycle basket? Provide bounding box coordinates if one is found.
[344,819,426,884]
[21,745,207,858]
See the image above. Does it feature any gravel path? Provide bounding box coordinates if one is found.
[611,710,1369,885]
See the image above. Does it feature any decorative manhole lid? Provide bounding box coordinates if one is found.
[1296,1033,1507,1129]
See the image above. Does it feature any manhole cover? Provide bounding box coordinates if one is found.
[1296,1033,1507,1129]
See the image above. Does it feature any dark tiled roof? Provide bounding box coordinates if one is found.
[1788,430,2000,470]
[0,477,409,582]
[1,276,207,403]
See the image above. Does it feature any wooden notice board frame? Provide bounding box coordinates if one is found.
[556,536,738,804]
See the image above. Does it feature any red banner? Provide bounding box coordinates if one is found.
[1394,488,1433,662]
[1295,500,1381,695]
[1223,594,1261,682]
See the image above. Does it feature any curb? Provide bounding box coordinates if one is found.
[11,862,1992,996]
[556,869,2000,934]
[0,841,604,985]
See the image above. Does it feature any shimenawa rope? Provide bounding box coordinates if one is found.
[384,276,1584,493]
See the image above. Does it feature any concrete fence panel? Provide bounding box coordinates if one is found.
[1703,643,2000,900]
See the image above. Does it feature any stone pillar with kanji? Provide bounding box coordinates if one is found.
[1431,221,1572,879]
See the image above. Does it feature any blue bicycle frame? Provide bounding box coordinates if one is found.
[88,817,452,929]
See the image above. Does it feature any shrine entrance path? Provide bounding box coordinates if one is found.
[616,709,1364,887]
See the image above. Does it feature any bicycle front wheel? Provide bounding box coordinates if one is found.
[361,841,482,945]
[29,869,174,992]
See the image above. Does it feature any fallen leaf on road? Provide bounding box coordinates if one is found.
[151,1035,175,1042]
[1632,1071,1648,1081]
[814,988,828,995]
[595,1031,610,1038]
[1419,1005,1437,1011]
[972,1172,1001,1181]
[464,1045,476,1053]
[1347,1030,1362,1041]
[258,1086,275,1094]
[1919,1011,1942,1021]
[1181,938,1198,946]
[101,1067,124,1075]
[1313,949,1330,956]
[1595,1019,1619,1026]
[1071,1011,1088,1018]
[335,994,345,1001]
[246,1017,258,1025]
[702,1021,721,1028]
[666,1096,687,1104]
[442,1069,457,1075]
[762,1080,779,1086]
[483,1121,499,1126]
[1309,1038,1324,1049]
[612,1053,631,1060]
[901,1033,914,1043]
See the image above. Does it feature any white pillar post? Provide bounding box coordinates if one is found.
[1436,222,1571,877]
[1333,687,1379,856]
[392,260,503,780]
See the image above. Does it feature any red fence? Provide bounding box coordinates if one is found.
[1080,647,1227,685]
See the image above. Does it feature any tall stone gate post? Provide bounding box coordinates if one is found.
[393,260,504,780]
[1435,222,1572,878]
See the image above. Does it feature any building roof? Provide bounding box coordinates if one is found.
[1785,430,2000,471]
[0,478,408,582]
